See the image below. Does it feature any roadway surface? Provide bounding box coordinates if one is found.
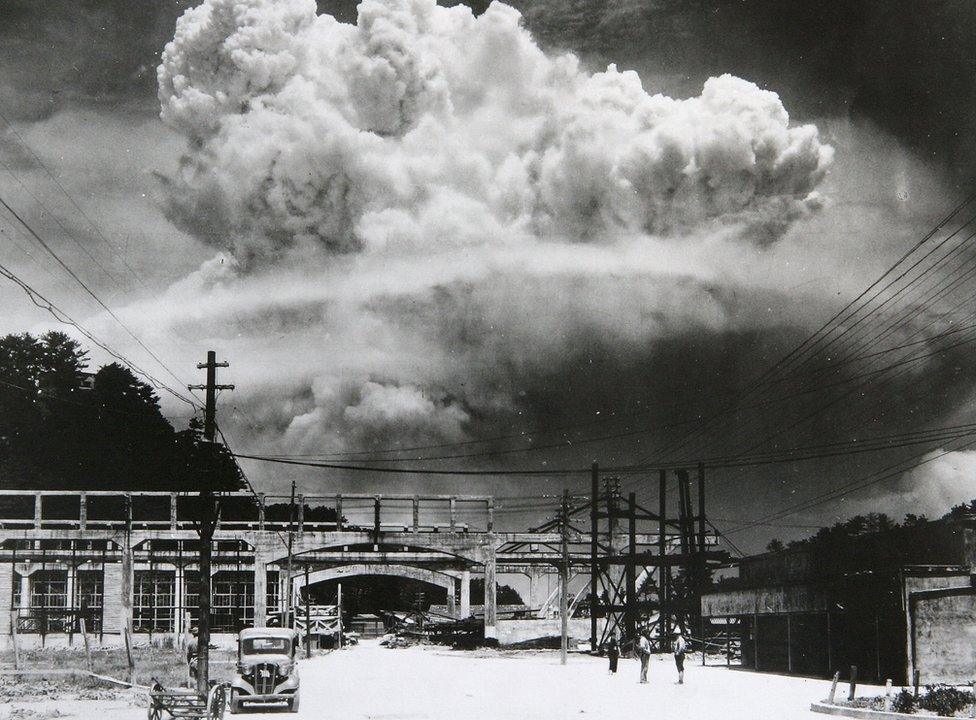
[227,639,840,720]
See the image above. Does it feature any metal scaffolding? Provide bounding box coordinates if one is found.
[588,463,728,654]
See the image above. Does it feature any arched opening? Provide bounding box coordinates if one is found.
[310,574,448,638]
[290,564,459,640]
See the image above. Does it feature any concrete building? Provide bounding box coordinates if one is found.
[0,490,618,649]
[701,518,976,684]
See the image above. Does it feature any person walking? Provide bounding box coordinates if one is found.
[637,630,652,684]
[674,632,687,684]
[607,635,619,675]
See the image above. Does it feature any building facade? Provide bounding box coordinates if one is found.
[702,519,976,684]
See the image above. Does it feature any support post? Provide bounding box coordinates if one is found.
[10,610,19,669]
[589,463,599,652]
[849,665,858,701]
[337,583,343,648]
[34,495,42,529]
[286,480,296,629]
[336,494,343,531]
[257,493,265,531]
[373,495,381,546]
[450,497,457,532]
[124,626,134,683]
[253,558,268,628]
[828,671,840,704]
[79,493,87,531]
[412,496,419,533]
[560,489,570,666]
[484,546,497,641]
[625,492,637,643]
[80,617,93,673]
[486,498,494,532]
[186,350,234,695]
[659,468,668,651]
[170,493,177,531]
[787,613,793,674]
[697,462,706,553]
[460,570,471,619]
[297,494,305,538]
[304,564,311,658]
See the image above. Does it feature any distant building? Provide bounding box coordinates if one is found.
[701,518,976,684]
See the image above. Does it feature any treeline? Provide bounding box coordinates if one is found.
[0,331,242,491]
[763,507,974,574]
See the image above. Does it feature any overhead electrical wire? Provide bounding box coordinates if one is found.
[0,195,200,406]
[0,257,199,407]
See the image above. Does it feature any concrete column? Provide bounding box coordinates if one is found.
[0,564,13,635]
[120,544,133,635]
[253,556,270,628]
[528,567,547,613]
[484,546,497,640]
[447,576,457,617]
[174,564,185,637]
[460,570,471,618]
[34,496,42,529]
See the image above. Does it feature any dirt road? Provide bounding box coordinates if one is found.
[0,640,857,720]
[229,639,838,720]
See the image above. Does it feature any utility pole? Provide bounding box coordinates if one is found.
[560,489,570,666]
[285,480,296,630]
[187,350,234,694]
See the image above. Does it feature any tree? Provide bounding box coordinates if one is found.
[766,538,785,553]
[0,332,243,492]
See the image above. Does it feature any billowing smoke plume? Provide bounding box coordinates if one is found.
[152,0,833,457]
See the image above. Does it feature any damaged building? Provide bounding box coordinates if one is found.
[702,517,976,684]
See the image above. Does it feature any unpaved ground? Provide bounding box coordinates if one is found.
[0,640,879,720]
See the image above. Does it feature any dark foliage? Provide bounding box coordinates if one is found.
[891,689,916,714]
[0,332,242,492]
[918,685,972,717]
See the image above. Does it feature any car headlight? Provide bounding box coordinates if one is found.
[278,664,291,677]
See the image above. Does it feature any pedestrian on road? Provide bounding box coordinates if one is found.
[607,635,619,675]
[637,630,652,684]
[674,632,687,685]
[186,628,199,684]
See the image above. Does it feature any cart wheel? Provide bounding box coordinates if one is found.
[207,684,227,720]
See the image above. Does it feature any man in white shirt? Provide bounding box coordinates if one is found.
[674,633,687,684]
[637,630,652,683]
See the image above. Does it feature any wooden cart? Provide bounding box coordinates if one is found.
[148,681,227,720]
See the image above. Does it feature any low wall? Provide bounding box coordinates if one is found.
[497,618,590,645]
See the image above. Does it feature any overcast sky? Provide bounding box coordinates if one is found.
[1,0,974,554]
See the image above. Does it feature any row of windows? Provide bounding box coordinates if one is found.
[12,569,282,633]
[13,570,104,633]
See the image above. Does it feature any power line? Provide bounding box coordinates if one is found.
[0,258,199,406]
[0,192,198,404]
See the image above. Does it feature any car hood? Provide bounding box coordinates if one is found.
[240,654,293,667]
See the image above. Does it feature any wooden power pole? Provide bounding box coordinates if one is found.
[560,489,570,666]
[188,350,234,694]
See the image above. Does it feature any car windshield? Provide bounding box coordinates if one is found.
[242,637,291,655]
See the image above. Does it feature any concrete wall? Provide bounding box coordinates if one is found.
[497,618,590,645]
[911,587,976,685]
[702,584,826,617]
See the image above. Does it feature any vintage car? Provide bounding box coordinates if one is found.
[229,627,301,713]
